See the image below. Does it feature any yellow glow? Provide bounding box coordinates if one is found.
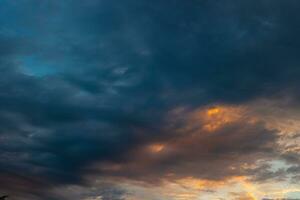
[173,176,261,200]
[201,106,244,132]
[207,107,221,116]
[167,105,246,134]
[176,176,247,190]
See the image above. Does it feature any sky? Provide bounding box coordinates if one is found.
[0,0,300,200]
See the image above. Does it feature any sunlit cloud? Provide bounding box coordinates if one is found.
[147,143,165,153]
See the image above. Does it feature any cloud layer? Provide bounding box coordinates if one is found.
[0,0,300,199]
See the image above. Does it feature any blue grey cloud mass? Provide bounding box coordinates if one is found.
[0,0,300,199]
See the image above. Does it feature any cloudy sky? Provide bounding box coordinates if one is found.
[0,0,300,200]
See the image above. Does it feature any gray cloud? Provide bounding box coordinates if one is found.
[0,0,300,199]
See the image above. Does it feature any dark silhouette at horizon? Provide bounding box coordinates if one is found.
[0,195,8,200]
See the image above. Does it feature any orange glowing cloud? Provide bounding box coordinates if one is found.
[203,106,246,132]
[148,143,165,153]
[169,105,254,134]
[207,107,222,116]
[175,176,248,190]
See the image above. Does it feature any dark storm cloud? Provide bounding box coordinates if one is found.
[0,0,300,199]
[0,65,142,197]
[50,183,128,200]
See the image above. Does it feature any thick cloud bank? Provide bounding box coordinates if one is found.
[0,0,300,199]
